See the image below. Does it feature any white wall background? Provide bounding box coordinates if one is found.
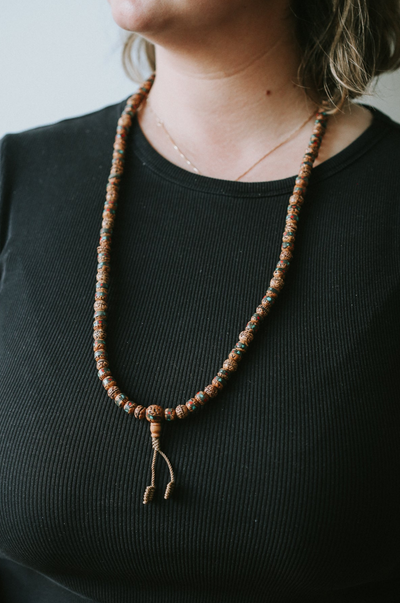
[1,0,400,140]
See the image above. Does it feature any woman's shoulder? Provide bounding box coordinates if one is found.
[0,97,129,170]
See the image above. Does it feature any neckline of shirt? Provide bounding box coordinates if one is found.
[127,102,394,199]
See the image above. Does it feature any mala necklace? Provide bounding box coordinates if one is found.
[93,72,329,504]
[145,98,317,180]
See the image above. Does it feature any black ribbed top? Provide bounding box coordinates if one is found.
[0,98,399,603]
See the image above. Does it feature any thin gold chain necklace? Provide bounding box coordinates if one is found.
[93,72,329,504]
[146,98,316,181]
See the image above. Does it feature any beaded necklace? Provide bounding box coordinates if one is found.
[93,72,329,504]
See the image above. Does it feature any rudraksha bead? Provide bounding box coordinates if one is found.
[94,301,108,311]
[96,271,110,283]
[282,233,295,243]
[146,405,164,422]
[222,358,238,372]
[134,405,146,420]
[176,404,189,419]
[107,385,120,399]
[164,408,176,421]
[270,277,284,289]
[280,249,293,261]
[204,384,219,398]
[96,359,109,370]
[93,329,107,340]
[194,391,209,406]
[238,330,254,344]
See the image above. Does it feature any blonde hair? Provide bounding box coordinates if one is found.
[122,0,400,113]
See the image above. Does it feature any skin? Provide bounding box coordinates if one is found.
[107,0,373,182]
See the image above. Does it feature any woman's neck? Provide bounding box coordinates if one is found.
[135,4,372,182]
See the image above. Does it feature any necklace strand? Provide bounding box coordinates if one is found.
[93,73,328,504]
[146,97,317,181]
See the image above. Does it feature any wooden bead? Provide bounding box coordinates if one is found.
[124,401,138,414]
[217,369,230,381]
[146,405,164,422]
[186,398,201,412]
[212,376,226,390]
[107,385,121,399]
[194,391,209,406]
[114,393,128,408]
[134,405,146,420]
[176,404,189,419]
[164,408,176,421]
[102,376,116,390]
[204,384,219,398]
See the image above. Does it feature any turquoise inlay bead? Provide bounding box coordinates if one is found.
[94,349,108,359]
[123,401,136,413]
[287,205,301,212]
[96,282,109,289]
[277,260,290,268]
[246,321,259,332]
[93,340,106,350]
[218,369,230,380]
[233,348,245,358]
[102,377,115,387]
[268,287,278,294]
[282,242,294,249]
[165,408,175,421]
[100,228,113,235]
[187,400,199,412]
[94,311,107,319]
[103,208,116,214]
[286,214,299,222]
[97,262,110,270]
[108,173,121,180]
[115,393,127,407]
[93,319,106,329]
[116,149,125,154]
[236,342,248,351]
[95,292,107,300]
[98,367,111,379]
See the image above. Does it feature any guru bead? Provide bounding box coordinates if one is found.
[146,405,164,422]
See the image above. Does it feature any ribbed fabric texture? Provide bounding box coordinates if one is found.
[0,98,399,603]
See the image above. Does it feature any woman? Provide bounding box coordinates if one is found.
[0,0,399,601]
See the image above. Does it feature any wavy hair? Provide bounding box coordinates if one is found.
[122,0,400,113]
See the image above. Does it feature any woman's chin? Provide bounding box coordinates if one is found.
[108,0,162,33]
